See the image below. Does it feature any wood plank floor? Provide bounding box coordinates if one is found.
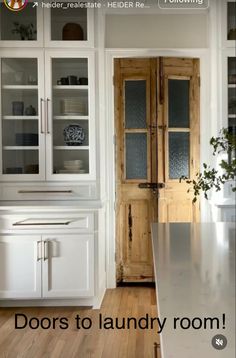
[0,287,159,358]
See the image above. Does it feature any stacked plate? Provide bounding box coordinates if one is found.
[60,99,87,115]
[59,160,85,174]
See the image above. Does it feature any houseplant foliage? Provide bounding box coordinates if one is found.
[12,22,36,40]
[180,128,236,202]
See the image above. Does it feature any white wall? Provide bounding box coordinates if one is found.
[105,14,208,48]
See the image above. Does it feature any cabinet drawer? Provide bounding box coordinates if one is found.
[0,213,94,233]
[0,184,96,201]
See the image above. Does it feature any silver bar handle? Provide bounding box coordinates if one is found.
[37,241,42,261]
[13,221,73,226]
[46,98,50,134]
[43,241,48,261]
[40,98,44,134]
[18,190,73,194]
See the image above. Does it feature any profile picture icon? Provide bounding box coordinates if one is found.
[4,0,28,11]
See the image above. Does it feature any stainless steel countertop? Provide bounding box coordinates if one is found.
[151,223,235,358]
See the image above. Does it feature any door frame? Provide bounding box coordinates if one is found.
[105,49,210,288]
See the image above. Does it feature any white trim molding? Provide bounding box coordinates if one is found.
[105,48,211,288]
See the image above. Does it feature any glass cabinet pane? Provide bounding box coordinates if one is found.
[51,58,89,175]
[125,80,146,129]
[168,79,190,128]
[0,2,37,41]
[169,132,190,179]
[227,2,236,40]
[51,4,87,41]
[228,57,236,84]
[125,133,147,179]
[1,58,39,175]
[228,88,236,115]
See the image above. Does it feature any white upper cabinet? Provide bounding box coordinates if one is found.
[0,0,44,47]
[0,0,94,48]
[0,49,96,181]
[44,0,94,48]
[221,0,236,48]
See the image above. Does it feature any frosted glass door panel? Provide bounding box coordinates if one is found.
[125,80,146,129]
[169,132,189,179]
[168,79,190,128]
[125,133,147,179]
[0,3,37,41]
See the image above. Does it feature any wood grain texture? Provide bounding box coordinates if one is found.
[114,58,157,283]
[0,287,158,358]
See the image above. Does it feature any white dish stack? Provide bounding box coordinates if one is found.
[60,99,87,115]
[59,160,85,173]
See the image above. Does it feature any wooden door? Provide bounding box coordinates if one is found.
[157,58,200,222]
[114,57,200,283]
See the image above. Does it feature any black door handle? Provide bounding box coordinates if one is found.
[138,183,165,189]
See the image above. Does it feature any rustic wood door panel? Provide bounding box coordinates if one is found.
[114,57,200,283]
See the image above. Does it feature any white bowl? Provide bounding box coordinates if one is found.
[64,164,82,170]
[64,160,82,166]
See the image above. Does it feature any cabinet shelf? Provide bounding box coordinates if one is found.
[3,146,39,150]
[228,84,236,88]
[228,114,236,118]
[3,116,39,120]
[53,85,88,90]
[54,115,89,120]
[2,85,38,90]
[54,146,89,150]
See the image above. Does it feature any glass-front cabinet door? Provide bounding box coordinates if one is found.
[227,1,236,44]
[44,0,94,47]
[0,0,93,48]
[45,51,95,180]
[0,50,45,180]
[0,0,43,47]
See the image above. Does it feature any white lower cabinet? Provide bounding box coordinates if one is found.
[0,234,94,300]
[43,234,94,298]
[0,235,41,299]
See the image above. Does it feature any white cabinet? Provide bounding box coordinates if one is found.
[0,235,41,299]
[0,49,96,182]
[0,234,94,300]
[43,234,94,298]
[221,0,236,132]
[0,0,94,48]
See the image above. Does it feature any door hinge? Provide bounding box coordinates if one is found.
[113,134,116,146]
[113,76,115,86]
[198,77,201,87]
